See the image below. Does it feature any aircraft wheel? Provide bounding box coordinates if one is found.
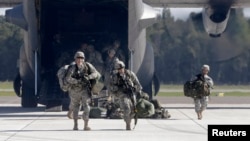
[21,82,38,108]
[13,73,21,97]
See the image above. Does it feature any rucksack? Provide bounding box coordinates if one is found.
[57,64,73,92]
[183,80,210,98]
[57,62,101,92]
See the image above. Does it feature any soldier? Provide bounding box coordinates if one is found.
[103,49,119,91]
[65,51,99,130]
[109,60,142,130]
[79,42,89,59]
[136,92,155,118]
[192,64,214,120]
[86,44,104,75]
[52,33,63,52]
[56,52,71,69]
[101,39,126,63]
[112,39,126,63]
[137,92,171,119]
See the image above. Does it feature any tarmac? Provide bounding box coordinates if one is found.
[0,96,250,141]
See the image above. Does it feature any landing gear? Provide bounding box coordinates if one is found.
[21,82,38,108]
[13,73,38,107]
[13,73,21,97]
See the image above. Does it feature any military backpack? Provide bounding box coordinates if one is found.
[183,80,210,98]
[57,64,73,92]
[151,108,171,119]
[57,62,101,92]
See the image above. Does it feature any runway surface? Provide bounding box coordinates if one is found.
[0,96,250,141]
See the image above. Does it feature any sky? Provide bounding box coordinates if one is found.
[1,7,250,20]
[0,8,9,15]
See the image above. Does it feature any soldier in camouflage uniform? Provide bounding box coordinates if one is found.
[136,92,155,118]
[103,49,119,91]
[86,44,104,75]
[79,42,89,59]
[109,60,142,130]
[111,39,126,63]
[137,92,171,119]
[192,64,214,120]
[65,51,99,130]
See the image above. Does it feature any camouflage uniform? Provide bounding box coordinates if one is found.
[136,92,170,119]
[192,64,214,120]
[79,42,89,59]
[104,49,119,91]
[136,98,155,118]
[109,61,142,130]
[56,52,71,68]
[65,51,99,130]
[86,45,104,75]
[112,39,126,63]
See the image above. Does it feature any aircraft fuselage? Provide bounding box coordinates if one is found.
[6,0,159,109]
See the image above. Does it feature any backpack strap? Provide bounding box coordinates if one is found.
[64,63,76,78]
[84,62,91,75]
[72,62,90,76]
[124,69,131,79]
[71,63,79,76]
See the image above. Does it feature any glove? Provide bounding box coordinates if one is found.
[131,87,136,92]
[83,75,89,81]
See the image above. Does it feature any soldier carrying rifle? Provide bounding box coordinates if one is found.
[109,60,142,130]
[65,51,100,131]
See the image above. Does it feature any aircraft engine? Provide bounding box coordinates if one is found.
[202,0,233,37]
[202,7,230,37]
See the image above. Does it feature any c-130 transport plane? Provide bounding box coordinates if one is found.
[1,0,250,110]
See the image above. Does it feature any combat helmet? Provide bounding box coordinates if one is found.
[74,51,85,59]
[114,60,125,70]
[201,64,210,71]
[141,92,149,100]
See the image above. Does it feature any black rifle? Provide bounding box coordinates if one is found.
[72,71,93,105]
[119,75,138,129]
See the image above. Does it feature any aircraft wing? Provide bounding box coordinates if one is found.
[143,0,250,8]
[0,0,21,8]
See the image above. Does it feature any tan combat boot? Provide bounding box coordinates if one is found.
[73,119,78,130]
[126,120,131,130]
[197,112,201,120]
[199,110,203,120]
[84,120,91,131]
[197,111,203,120]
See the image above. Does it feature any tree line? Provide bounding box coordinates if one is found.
[147,9,250,85]
[0,9,250,85]
[0,16,22,81]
